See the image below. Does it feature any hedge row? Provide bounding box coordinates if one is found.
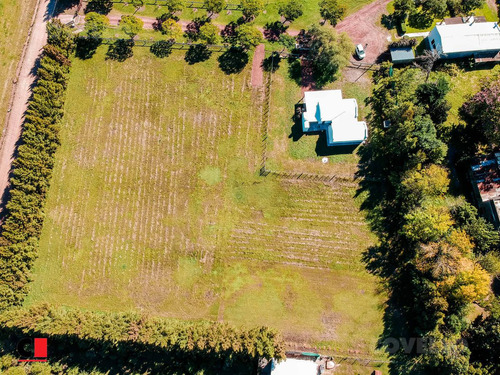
[0,304,285,373]
[389,37,417,49]
[0,24,73,310]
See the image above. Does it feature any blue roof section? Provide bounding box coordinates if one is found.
[390,47,415,63]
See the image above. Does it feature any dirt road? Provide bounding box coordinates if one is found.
[0,0,56,211]
[251,44,265,87]
[336,0,392,63]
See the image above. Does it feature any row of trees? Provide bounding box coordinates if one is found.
[0,20,75,311]
[86,0,348,26]
[359,65,500,374]
[393,0,486,28]
[0,303,285,374]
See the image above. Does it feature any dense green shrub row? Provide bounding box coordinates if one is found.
[0,304,285,374]
[0,21,74,310]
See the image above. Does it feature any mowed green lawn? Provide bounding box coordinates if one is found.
[27,47,384,363]
[266,60,372,175]
[0,0,37,134]
[111,0,374,30]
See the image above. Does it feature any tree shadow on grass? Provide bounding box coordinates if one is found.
[0,326,259,375]
[218,47,249,74]
[262,52,281,73]
[84,0,113,14]
[185,44,212,64]
[408,11,433,29]
[106,39,134,62]
[53,0,80,15]
[287,57,302,86]
[75,36,102,60]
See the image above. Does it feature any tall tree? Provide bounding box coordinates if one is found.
[416,76,451,125]
[319,0,346,26]
[240,0,264,21]
[161,18,183,39]
[198,22,220,44]
[460,0,485,12]
[84,12,109,38]
[235,24,262,50]
[163,0,184,16]
[306,25,351,87]
[393,0,415,18]
[120,15,143,38]
[204,0,225,17]
[46,19,75,56]
[277,0,303,23]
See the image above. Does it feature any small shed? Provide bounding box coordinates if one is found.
[390,47,415,64]
[271,358,318,375]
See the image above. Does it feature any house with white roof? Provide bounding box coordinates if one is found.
[301,90,368,147]
[427,19,500,59]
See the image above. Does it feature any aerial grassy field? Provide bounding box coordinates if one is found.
[0,0,37,134]
[110,0,374,30]
[27,46,385,370]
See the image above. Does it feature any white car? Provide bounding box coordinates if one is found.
[355,44,366,60]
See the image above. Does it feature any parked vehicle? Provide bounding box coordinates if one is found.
[355,44,366,60]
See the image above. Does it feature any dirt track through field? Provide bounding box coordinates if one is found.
[336,0,392,63]
[0,0,56,213]
[251,44,265,87]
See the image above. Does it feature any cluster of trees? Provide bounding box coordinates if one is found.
[0,304,285,374]
[456,78,500,158]
[306,25,351,86]
[0,21,74,311]
[393,0,486,28]
[359,65,500,374]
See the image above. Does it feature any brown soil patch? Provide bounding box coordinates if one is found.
[336,0,392,64]
[251,44,265,87]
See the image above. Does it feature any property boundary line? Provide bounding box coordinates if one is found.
[100,38,231,51]
[81,0,243,11]
[258,50,357,184]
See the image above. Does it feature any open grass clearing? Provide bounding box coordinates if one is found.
[26,47,385,361]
